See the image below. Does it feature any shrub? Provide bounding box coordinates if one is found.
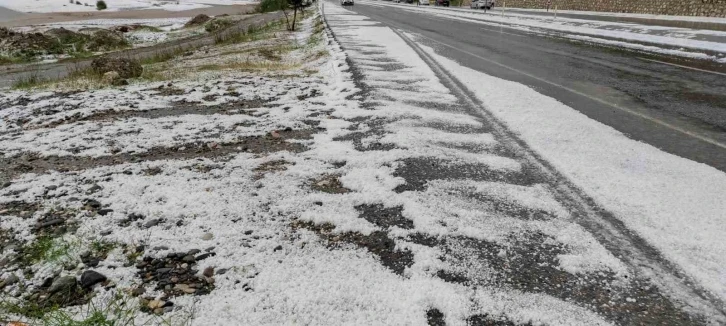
[258,0,288,13]
[96,0,107,10]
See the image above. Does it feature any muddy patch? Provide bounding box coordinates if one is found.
[310,174,350,194]
[0,129,315,182]
[293,221,414,275]
[355,204,412,230]
[392,157,542,193]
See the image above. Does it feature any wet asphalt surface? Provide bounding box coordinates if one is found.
[342,1,726,172]
[324,2,725,324]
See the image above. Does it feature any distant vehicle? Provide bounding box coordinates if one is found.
[418,0,429,4]
[341,0,354,5]
[435,0,449,6]
[470,0,494,9]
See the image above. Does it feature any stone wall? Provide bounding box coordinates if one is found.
[499,0,726,17]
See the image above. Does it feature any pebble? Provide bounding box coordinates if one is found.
[148,299,164,309]
[174,283,197,294]
[144,219,162,228]
[163,306,174,313]
[274,245,283,252]
[131,286,145,297]
[203,267,214,278]
[216,268,229,275]
[182,255,196,263]
[187,249,201,256]
[201,233,213,241]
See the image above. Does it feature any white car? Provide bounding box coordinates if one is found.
[418,0,429,4]
[470,0,494,9]
[341,0,354,5]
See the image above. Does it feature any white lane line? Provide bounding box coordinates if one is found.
[639,57,726,77]
[397,29,726,150]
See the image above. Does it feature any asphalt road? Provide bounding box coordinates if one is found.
[342,1,726,172]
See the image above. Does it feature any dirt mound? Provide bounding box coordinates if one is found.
[91,57,143,79]
[86,29,130,52]
[0,27,63,57]
[46,27,91,45]
[185,14,211,27]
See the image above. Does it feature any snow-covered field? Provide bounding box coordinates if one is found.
[1,0,256,13]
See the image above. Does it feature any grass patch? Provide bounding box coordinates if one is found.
[12,72,46,90]
[21,236,75,265]
[140,47,188,65]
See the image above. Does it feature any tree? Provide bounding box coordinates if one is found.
[282,0,305,31]
[96,0,107,10]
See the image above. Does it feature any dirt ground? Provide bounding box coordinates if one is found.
[0,4,257,27]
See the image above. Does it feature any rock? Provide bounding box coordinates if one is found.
[148,299,164,309]
[203,267,214,278]
[187,249,201,256]
[201,233,213,241]
[182,255,195,263]
[244,230,253,235]
[273,245,283,252]
[270,131,281,139]
[91,57,143,79]
[216,268,228,275]
[173,283,196,294]
[47,276,77,293]
[131,285,145,296]
[156,267,172,274]
[195,253,215,261]
[102,71,121,85]
[154,308,164,314]
[185,14,211,27]
[100,230,112,236]
[98,208,113,216]
[163,306,174,313]
[144,219,162,228]
[80,270,107,288]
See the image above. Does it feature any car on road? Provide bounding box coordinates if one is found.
[435,0,449,6]
[419,0,430,4]
[341,0,354,5]
[470,0,494,9]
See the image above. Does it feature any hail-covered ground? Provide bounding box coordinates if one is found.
[0,4,725,326]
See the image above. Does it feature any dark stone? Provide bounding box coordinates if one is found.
[195,253,215,261]
[98,209,113,216]
[244,230,253,235]
[273,245,283,252]
[203,267,214,278]
[156,268,173,274]
[216,268,228,275]
[182,255,196,263]
[80,270,107,288]
[187,249,201,256]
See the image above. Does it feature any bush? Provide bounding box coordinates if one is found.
[257,0,288,13]
[96,0,107,10]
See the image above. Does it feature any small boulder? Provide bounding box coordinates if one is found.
[185,14,211,28]
[47,276,77,294]
[91,57,143,79]
[102,71,121,84]
[80,270,107,288]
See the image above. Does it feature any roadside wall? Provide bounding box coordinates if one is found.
[499,0,726,17]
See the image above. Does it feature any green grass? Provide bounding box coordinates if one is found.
[21,236,75,264]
